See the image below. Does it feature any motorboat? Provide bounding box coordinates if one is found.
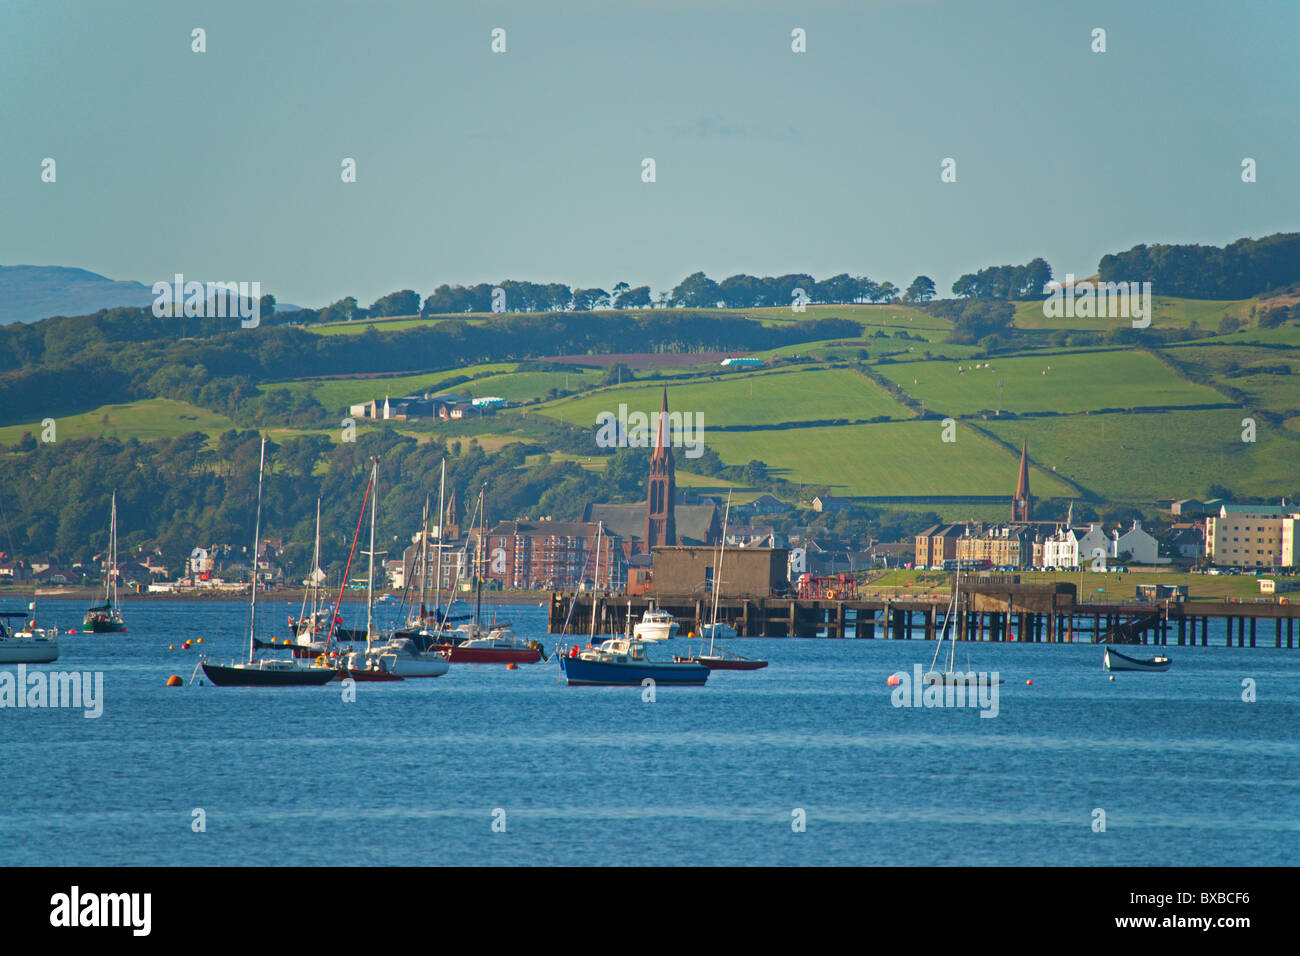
[360,638,449,677]
[633,609,679,642]
[560,637,708,686]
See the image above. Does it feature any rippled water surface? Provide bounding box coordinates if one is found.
[1,600,1296,865]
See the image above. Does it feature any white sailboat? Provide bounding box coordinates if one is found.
[358,458,448,678]
[0,602,59,663]
[922,568,1001,687]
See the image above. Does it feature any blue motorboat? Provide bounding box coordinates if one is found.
[560,637,709,686]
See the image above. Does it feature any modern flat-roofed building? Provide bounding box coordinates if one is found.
[1205,504,1300,568]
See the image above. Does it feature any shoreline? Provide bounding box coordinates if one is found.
[4,588,554,605]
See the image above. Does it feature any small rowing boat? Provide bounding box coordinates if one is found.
[1104,646,1172,672]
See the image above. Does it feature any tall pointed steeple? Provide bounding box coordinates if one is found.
[645,389,677,551]
[1012,440,1031,522]
[444,487,460,540]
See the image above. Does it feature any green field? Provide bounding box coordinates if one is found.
[702,419,1076,497]
[0,399,234,445]
[983,408,1300,501]
[266,364,517,412]
[1013,296,1257,332]
[533,366,911,428]
[875,348,1226,416]
[1158,343,1300,413]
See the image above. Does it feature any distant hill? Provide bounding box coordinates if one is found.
[0,265,301,324]
[0,265,157,324]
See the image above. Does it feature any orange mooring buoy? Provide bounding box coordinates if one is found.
[166,675,182,686]
[506,663,518,670]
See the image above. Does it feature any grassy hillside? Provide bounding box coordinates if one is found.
[1012,296,1257,331]
[982,408,1300,501]
[5,295,1296,513]
[533,366,911,428]
[0,398,233,445]
[703,420,1076,497]
[875,348,1227,416]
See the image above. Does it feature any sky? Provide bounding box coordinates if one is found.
[1,0,1296,309]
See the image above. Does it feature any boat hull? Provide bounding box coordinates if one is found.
[82,617,126,633]
[333,668,403,682]
[200,662,336,686]
[698,624,738,640]
[921,671,1002,686]
[1104,648,1172,672]
[0,641,59,664]
[633,624,679,642]
[385,656,449,677]
[438,644,541,664]
[677,655,767,670]
[560,656,708,686]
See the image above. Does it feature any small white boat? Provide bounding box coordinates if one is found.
[698,621,737,640]
[1104,647,1172,672]
[361,638,449,677]
[0,613,59,665]
[634,609,679,642]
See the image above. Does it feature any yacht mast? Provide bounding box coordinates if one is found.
[247,438,267,663]
[366,458,378,650]
[709,491,731,655]
[434,459,445,620]
[418,494,430,623]
[590,522,603,643]
[108,490,118,608]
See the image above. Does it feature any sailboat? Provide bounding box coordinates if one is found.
[674,492,767,670]
[921,567,1001,687]
[199,438,336,687]
[83,491,126,632]
[433,484,541,664]
[355,458,449,677]
[0,603,59,664]
[270,498,366,658]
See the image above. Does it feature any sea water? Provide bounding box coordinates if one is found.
[1,600,1296,866]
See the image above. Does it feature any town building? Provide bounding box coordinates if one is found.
[915,523,963,569]
[651,546,789,599]
[1205,504,1300,568]
[481,519,623,591]
[956,524,1037,568]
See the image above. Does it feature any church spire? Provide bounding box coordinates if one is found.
[1012,440,1031,522]
[645,389,677,551]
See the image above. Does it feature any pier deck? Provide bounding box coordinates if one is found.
[549,583,1300,648]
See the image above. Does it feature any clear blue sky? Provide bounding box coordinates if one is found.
[2,0,1295,308]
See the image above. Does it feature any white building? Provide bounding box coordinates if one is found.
[1206,504,1300,567]
[1113,520,1165,565]
[1041,523,1114,569]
